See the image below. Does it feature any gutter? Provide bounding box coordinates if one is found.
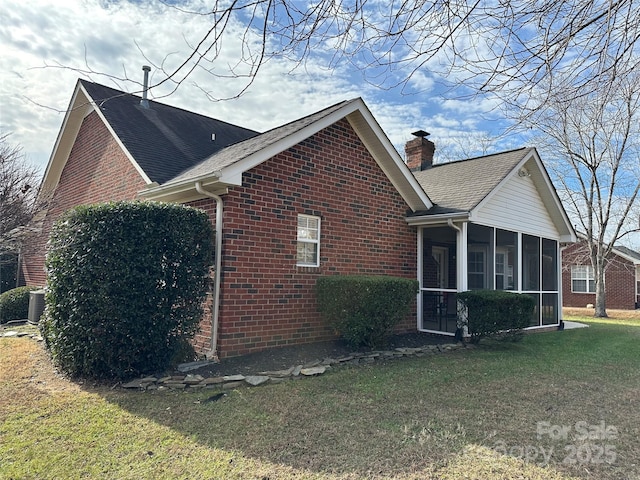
[140,171,223,201]
[195,181,223,361]
[405,212,469,226]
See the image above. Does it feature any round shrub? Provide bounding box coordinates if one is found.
[0,286,40,323]
[457,289,536,343]
[41,201,214,380]
[317,275,418,349]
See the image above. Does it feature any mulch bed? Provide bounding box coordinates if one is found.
[178,332,455,378]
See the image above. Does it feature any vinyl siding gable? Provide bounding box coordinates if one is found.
[473,169,560,239]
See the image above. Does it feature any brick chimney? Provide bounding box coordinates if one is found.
[405,130,435,171]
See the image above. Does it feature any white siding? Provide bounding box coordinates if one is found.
[473,171,560,239]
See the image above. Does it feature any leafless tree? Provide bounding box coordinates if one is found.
[434,134,498,164]
[530,74,640,317]
[49,1,638,111]
[0,134,43,289]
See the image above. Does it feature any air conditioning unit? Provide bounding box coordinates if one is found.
[28,289,46,324]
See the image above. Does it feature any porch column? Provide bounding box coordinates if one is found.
[416,226,423,330]
[516,232,522,292]
[557,241,564,321]
[458,222,468,292]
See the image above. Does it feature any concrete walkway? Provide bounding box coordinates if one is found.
[563,320,589,329]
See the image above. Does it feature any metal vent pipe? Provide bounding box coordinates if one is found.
[140,65,151,108]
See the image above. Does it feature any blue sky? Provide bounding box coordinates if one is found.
[1,0,637,249]
[0,0,516,173]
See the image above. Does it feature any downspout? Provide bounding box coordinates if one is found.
[195,181,223,361]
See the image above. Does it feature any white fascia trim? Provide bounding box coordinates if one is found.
[573,232,640,265]
[527,152,577,243]
[473,148,576,243]
[81,83,153,185]
[612,248,640,265]
[219,100,365,185]
[39,81,92,198]
[216,98,432,212]
[472,148,533,216]
[406,213,469,226]
[139,172,223,201]
[345,103,433,211]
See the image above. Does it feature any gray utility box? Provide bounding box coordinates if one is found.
[28,289,46,323]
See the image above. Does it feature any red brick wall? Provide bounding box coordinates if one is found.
[190,119,418,358]
[562,241,638,310]
[21,111,148,286]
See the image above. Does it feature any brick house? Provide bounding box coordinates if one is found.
[562,237,640,310]
[22,78,576,359]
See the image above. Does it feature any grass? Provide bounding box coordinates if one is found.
[1,311,639,479]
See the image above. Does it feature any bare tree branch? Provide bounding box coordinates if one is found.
[531,73,640,317]
[32,0,638,111]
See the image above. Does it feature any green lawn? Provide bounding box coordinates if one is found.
[1,316,639,479]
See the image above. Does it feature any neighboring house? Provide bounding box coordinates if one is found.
[22,78,576,359]
[562,237,640,310]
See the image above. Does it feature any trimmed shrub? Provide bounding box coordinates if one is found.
[316,275,418,349]
[0,286,40,323]
[41,201,214,380]
[457,290,535,343]
[1,253,18,293]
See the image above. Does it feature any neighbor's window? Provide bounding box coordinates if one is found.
[297,214,320,267]
[571,265,596,293]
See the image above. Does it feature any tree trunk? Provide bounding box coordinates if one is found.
[593,262,608,318]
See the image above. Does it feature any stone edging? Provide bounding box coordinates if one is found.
[1,330,42,340]
[0,327,470,392]
[120,342,470,391]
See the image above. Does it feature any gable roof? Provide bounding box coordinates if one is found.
[167,100,354,183]
[616,245,640,264]
[573,233,640,265]
[141,98,434,212]
[411,147,531,215]
[80,81,259,184]
[408,147,576,242]
[40,80,432,212]
[40,80,258,197]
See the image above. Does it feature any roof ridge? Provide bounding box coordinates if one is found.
[574,232,640,260]
[254,98,355,137]
[79,79,257,133]
[430,146,530,168]
[77,79,259,184]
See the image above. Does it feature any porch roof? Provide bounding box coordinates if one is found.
[410,147,531,215]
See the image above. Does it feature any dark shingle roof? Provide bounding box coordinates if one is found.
[615,245,640,262]
[168,99,354,184]
[80,81,259,184]
[411,147,533,215]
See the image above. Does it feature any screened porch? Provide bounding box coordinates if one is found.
[418,223,560,335]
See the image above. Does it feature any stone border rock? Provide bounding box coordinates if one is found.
[120,343,470,391]
[1,329,43,341]
[1,325,470,392]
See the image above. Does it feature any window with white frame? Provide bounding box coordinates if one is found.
[571,265,596,293]
[468,248,486,290]
[297,215,320,267]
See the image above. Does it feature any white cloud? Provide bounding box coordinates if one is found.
[0,0,496,173]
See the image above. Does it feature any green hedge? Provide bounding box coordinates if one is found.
[316,275,418,349]
[457,290,535,343]
[1,253,18,294]
[0,286,40,323]
[41,201,214,380]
